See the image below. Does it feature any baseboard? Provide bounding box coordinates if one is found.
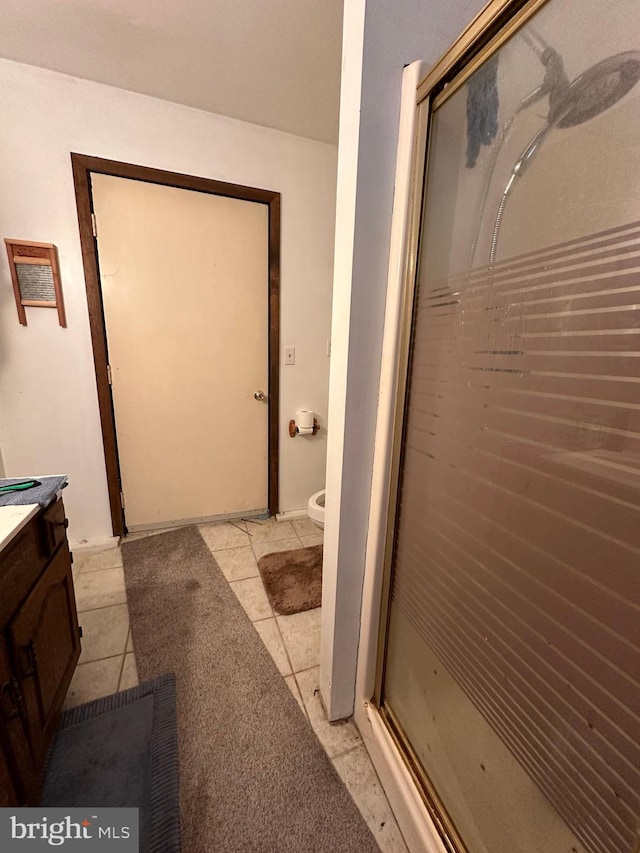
[276,509,308,521]
[69,535,120,552]
[355,701,448,853]
[127,508,267,532]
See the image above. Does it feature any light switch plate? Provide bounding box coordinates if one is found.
[284,346,295,365]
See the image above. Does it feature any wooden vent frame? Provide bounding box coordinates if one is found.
[5,239,66,327]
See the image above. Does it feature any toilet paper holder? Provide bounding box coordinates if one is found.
[289,418,320,437]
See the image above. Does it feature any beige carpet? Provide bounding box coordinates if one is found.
[257,544,322,615]
[121,526,380,853]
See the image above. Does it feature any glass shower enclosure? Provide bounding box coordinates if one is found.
[376,1,640,852]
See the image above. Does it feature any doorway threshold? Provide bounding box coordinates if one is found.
[126,507,269,533]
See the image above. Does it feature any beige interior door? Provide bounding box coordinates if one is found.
[91,173,269,530]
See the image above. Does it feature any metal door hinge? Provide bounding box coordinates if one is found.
[107,364,112,385]
[91,213,97,239]
[120,491,125,509]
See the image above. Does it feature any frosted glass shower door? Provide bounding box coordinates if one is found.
[380,2,640,853]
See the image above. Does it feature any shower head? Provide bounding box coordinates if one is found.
[504,46,640,180]
[549,51,640,128]
[468,36,640,272]
[487,49,640,267]
[521,29,640,127]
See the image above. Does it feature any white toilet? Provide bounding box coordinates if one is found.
[307,489,326,529]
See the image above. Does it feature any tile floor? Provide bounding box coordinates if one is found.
[67,516,408,853]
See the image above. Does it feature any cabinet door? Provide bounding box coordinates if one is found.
[0,739,17,807]
[9,544,80,766]
[0,641,38,804]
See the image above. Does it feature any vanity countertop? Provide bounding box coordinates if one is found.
[0,504,40,552]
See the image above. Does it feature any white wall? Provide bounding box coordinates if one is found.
[322,0,490,721]
[0,58,337,543]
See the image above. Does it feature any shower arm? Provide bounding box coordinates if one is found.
[466,29,572,273]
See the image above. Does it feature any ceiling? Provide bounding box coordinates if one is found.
[0,0,343,143]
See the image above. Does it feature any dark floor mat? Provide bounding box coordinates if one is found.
[41,674,180,853]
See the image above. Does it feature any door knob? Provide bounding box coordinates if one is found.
[254,390,268,401]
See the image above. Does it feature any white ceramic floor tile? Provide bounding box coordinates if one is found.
[63,656,122,709]
[285,675,307,717]
[252,537,302,563]
[299,532,324,547]
[74,566,127,612]
[78,604,130,663]
[73,547,123,573]
[198,521,250,551]
[296,667,362,757]
[119,653,139,691]
[213,546,259,581]
[230,577,273,621]
[333,745,410,853]
[276,607,321,672]
[245,518,297,543]
[291,517,320,538]
[254,618,292,676]
[126,630,134,653]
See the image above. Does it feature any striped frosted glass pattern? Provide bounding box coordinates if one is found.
[382,4,640,848]
[388,219,640,853]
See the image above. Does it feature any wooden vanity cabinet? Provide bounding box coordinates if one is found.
[0,640,37,804]
[0,499,81,804]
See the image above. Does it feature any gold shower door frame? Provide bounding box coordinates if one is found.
[372,0,629,851]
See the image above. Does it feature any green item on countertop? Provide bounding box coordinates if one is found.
[0,479,41,493]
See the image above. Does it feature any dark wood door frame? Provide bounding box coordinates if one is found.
[71,153,281,536]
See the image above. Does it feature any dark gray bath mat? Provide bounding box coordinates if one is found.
[41,674,180,853]
[121,526,379,853]
[258,544,323,615]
